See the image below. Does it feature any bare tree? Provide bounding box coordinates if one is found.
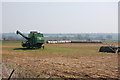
[76,34,83,40]
[106,35,112,40]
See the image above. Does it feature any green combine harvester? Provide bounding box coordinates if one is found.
[16,30,45,49]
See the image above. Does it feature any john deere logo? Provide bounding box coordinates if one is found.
[37,37,41,40]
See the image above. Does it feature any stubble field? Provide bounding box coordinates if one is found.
[1,41,118,79]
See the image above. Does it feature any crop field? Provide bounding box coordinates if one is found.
[1,41,118,79]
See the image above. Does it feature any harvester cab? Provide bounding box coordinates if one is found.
[16,30,45,49]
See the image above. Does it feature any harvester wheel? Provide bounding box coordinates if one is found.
[26,43,30,49]
[42,46,44,49]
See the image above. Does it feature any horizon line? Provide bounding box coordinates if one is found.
[1,32,119,34]
[1,0,119,2]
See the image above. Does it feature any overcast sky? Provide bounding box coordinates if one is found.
[2,1,118,33]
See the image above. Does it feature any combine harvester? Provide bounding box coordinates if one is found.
[16,30,45,49]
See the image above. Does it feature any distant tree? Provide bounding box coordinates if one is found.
[7,36,14,40]
[84,34,91,41]
[2,35,6,41]
[76,34,83,40]
[106,35,112,40]
[62,36,67,40]
[95,35,104,41]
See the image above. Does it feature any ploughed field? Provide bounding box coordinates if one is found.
[1,41,118,78]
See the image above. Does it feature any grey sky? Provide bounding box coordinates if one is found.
[0,2,2,33]
[1,0,119,2]
[2,2,118,33]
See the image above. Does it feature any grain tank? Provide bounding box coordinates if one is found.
[16,30,45,48]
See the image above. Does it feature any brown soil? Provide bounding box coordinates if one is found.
[2,52,118,78]
[2,43,119,79]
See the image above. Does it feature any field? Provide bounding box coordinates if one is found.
[1,41,118,79]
